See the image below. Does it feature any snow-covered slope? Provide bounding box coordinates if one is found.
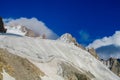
[5,25,39,37]
[0,34,120,80]
[5,25,26,36]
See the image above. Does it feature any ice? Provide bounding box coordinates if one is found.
[0,34,119,80]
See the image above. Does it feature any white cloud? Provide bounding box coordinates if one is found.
[4,17,58,39]
[87,31,120,59]
[87,31,120,49]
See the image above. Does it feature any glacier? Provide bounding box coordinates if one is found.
[0,34,120,80]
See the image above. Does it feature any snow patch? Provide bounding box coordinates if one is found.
[41,76,64,80]
[6,25,26,36]
[1,69,15,80]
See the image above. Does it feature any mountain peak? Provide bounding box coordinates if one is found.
[58,33,75,43]
[58,33,85,49]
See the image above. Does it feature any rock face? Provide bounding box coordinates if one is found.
[0,17,7,33]
[0,48,44,80]
[20,26,39,37]
[88,48,99,59]
[58,33,85,50]
[60,63,94,80]
[101,58,120,77]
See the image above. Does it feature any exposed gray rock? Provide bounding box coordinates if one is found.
[88,48,99,59]
[58,33,85,50]
[59,62,95,80]
[101,58,120,77]
[0,17,7,33]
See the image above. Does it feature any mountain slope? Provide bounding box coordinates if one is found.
[0,34,120,80]
[0,48,44,80]
[6,25,39,37]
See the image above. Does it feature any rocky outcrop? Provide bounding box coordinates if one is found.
[101,58,120,77]
[58,33,85,50]
[0,48,44,80]
[20,26,39,37]
[88,48,99,59]
[60,63,95,80]
[0,17,7,33]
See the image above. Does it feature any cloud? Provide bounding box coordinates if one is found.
[87,31,120,59]
[79,30,90,41]
[87,31,120,49]
[4,17,58,39]
[96,45,120,59]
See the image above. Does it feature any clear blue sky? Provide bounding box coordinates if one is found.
[1,0,120,45]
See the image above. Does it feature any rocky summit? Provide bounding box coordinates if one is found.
[58,33,85,50]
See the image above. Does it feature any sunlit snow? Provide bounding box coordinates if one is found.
[0,34,120,80]
[1,69,15,80]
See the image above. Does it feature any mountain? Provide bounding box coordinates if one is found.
[6,25,39,37]
[0,34,119,80]
[87,47,120,77]
[59,33,99,59]
[101,58,120,77]
[58,33,85,50]
[59,33,100,60]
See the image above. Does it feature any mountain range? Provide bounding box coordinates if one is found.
[0,18,120,80]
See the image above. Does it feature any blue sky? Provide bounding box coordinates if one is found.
[1,0,120,46]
